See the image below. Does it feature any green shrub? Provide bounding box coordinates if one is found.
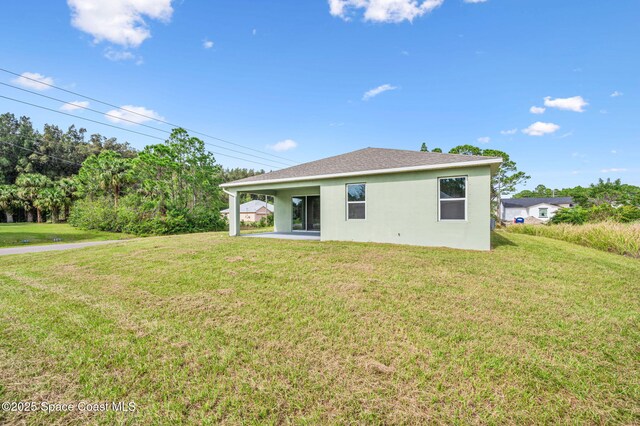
[615,205,640,223]
[70,196,225,236]
[550,207,589,224]
[551,204,640,224]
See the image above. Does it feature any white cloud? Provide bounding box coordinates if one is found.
[104,48,136,61]
[268,139,298,152]
[529,106,545,114]
[67,0,174,48]
[500,128,517,135]
[252,29,257,36]
[601,168,627,173]
[203,39,214,49]
[362,83,398,100]
[611,150,617,154]
[477,136,490,144]
[105,105,164,125]
[464,0,487,3]
[400,50,409,56]
[61,101,90,111]
[328,0,444,23]
[11,72,54,91]
[610,91,623,97]
[522,121,560,136]
[543,96,588,112]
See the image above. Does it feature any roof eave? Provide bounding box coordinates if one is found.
[221,158,502,188]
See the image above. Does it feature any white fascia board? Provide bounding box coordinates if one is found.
[221,158,502,188]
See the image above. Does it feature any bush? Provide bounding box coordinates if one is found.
[551,205,640,225]
[550,206,589,224]
[70,196,226,236]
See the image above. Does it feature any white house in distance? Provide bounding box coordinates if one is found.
[500,197,574,223]
[221,200,273,223]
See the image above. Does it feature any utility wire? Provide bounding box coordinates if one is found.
[0,95,282,169]
[0,67,298,165]
[0,139,83,166]
[0,82,294,167]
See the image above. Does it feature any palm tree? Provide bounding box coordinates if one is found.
[16,173,51,223]
[56,177,77,220]
[98,152,131,208]
[38,186,66,223]
[0,185,18,223]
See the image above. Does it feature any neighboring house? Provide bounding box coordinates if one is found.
[221,200,274,223]
[500,197,574,223]
[221,148,502,250]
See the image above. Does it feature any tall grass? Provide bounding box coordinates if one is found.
[505,222,640,258]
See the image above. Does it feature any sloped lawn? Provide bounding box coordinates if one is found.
[0,231,638,424]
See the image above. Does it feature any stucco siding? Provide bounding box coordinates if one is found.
[319,167,491,250]
[230,165,492,250]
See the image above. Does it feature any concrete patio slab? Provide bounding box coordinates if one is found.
[243,232,320,241]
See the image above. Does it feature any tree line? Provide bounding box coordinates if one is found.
[0,113,270,234]
[513,180,640,207]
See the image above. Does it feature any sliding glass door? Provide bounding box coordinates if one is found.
[306,196,320,231]
[292,197,306,230]
[291,196,320,231]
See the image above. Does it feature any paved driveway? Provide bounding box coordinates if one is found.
[0,240,124,256]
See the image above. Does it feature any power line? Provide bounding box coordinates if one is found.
[0,94,282,169]
[0,82,294,168]
[0,139,83,167]
[0,67,298,165]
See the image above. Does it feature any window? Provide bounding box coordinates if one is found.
[439,177,466,220]
[346,183,366,220]
[539,208,548,218]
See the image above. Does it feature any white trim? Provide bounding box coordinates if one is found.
[221,158,502,188]
[345,183,366,221]
[438,176,468,221]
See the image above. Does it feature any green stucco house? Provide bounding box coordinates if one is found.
[221,148,501,250]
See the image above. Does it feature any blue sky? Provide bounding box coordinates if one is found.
[1,0,638,190]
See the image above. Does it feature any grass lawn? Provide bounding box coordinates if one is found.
[0,223,132,248]
[0,231,638,424]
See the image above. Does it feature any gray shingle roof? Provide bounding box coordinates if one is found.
[501,197,574,208]
[222,148,501,186]
[221,200,274,213]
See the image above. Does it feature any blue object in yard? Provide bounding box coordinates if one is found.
[514,217,525,224]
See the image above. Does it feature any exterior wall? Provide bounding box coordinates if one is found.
[228,165,492,250]
[502,207,527,222]
[319,167,491,250]
[503,203,563,222]
[222,206,272,223]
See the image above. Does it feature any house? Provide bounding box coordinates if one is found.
[500,197,574,223]
[221,148,502,250]
[221,200,273,223]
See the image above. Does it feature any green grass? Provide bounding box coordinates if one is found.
[0,223,132,248]
[0,231,638,424]
[505,222,640,258]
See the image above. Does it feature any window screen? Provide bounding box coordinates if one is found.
[346,183,366,220]
[439,177,466,220]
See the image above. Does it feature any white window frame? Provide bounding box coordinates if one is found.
[539,207,548,218]
[438,176,467,222]
[346,183,366,221]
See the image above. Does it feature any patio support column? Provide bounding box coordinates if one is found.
[227,191,241,236]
